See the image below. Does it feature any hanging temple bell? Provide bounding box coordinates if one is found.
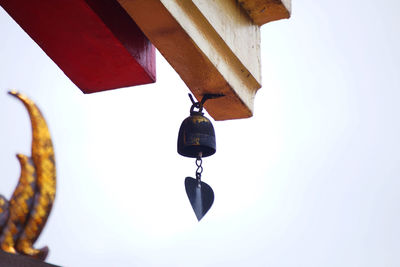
[177,101,216,158]
[177,94,222,221]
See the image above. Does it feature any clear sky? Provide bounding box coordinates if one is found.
[1,0,400,266]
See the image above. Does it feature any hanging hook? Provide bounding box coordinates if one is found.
[188,93,224,115]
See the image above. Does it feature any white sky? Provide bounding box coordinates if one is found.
[1,0,400,266]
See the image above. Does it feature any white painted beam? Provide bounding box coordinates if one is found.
[237,0,291,26]
[118,0,261,120]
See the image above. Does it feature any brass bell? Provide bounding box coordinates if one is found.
[177,112,216,158]
[177,94,218,158]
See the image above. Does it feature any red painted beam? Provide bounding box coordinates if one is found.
[0,0,156,93]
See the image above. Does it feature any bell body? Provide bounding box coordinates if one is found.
[177,113,216,158]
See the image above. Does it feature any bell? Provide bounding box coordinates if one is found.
[177,112,216,158]
[178,94,222,221]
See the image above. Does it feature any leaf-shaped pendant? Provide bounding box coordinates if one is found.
[185,177,214,221]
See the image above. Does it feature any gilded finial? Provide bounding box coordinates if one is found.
[0,91,56,261]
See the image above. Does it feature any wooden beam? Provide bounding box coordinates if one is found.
[0,0,156,93]
[118,0,262,120]
[0,250,59,267]
[237,0,291,26]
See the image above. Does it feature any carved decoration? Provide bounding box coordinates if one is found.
[0,91,56,261]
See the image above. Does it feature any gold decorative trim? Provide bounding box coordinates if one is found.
[0,92,56,261]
